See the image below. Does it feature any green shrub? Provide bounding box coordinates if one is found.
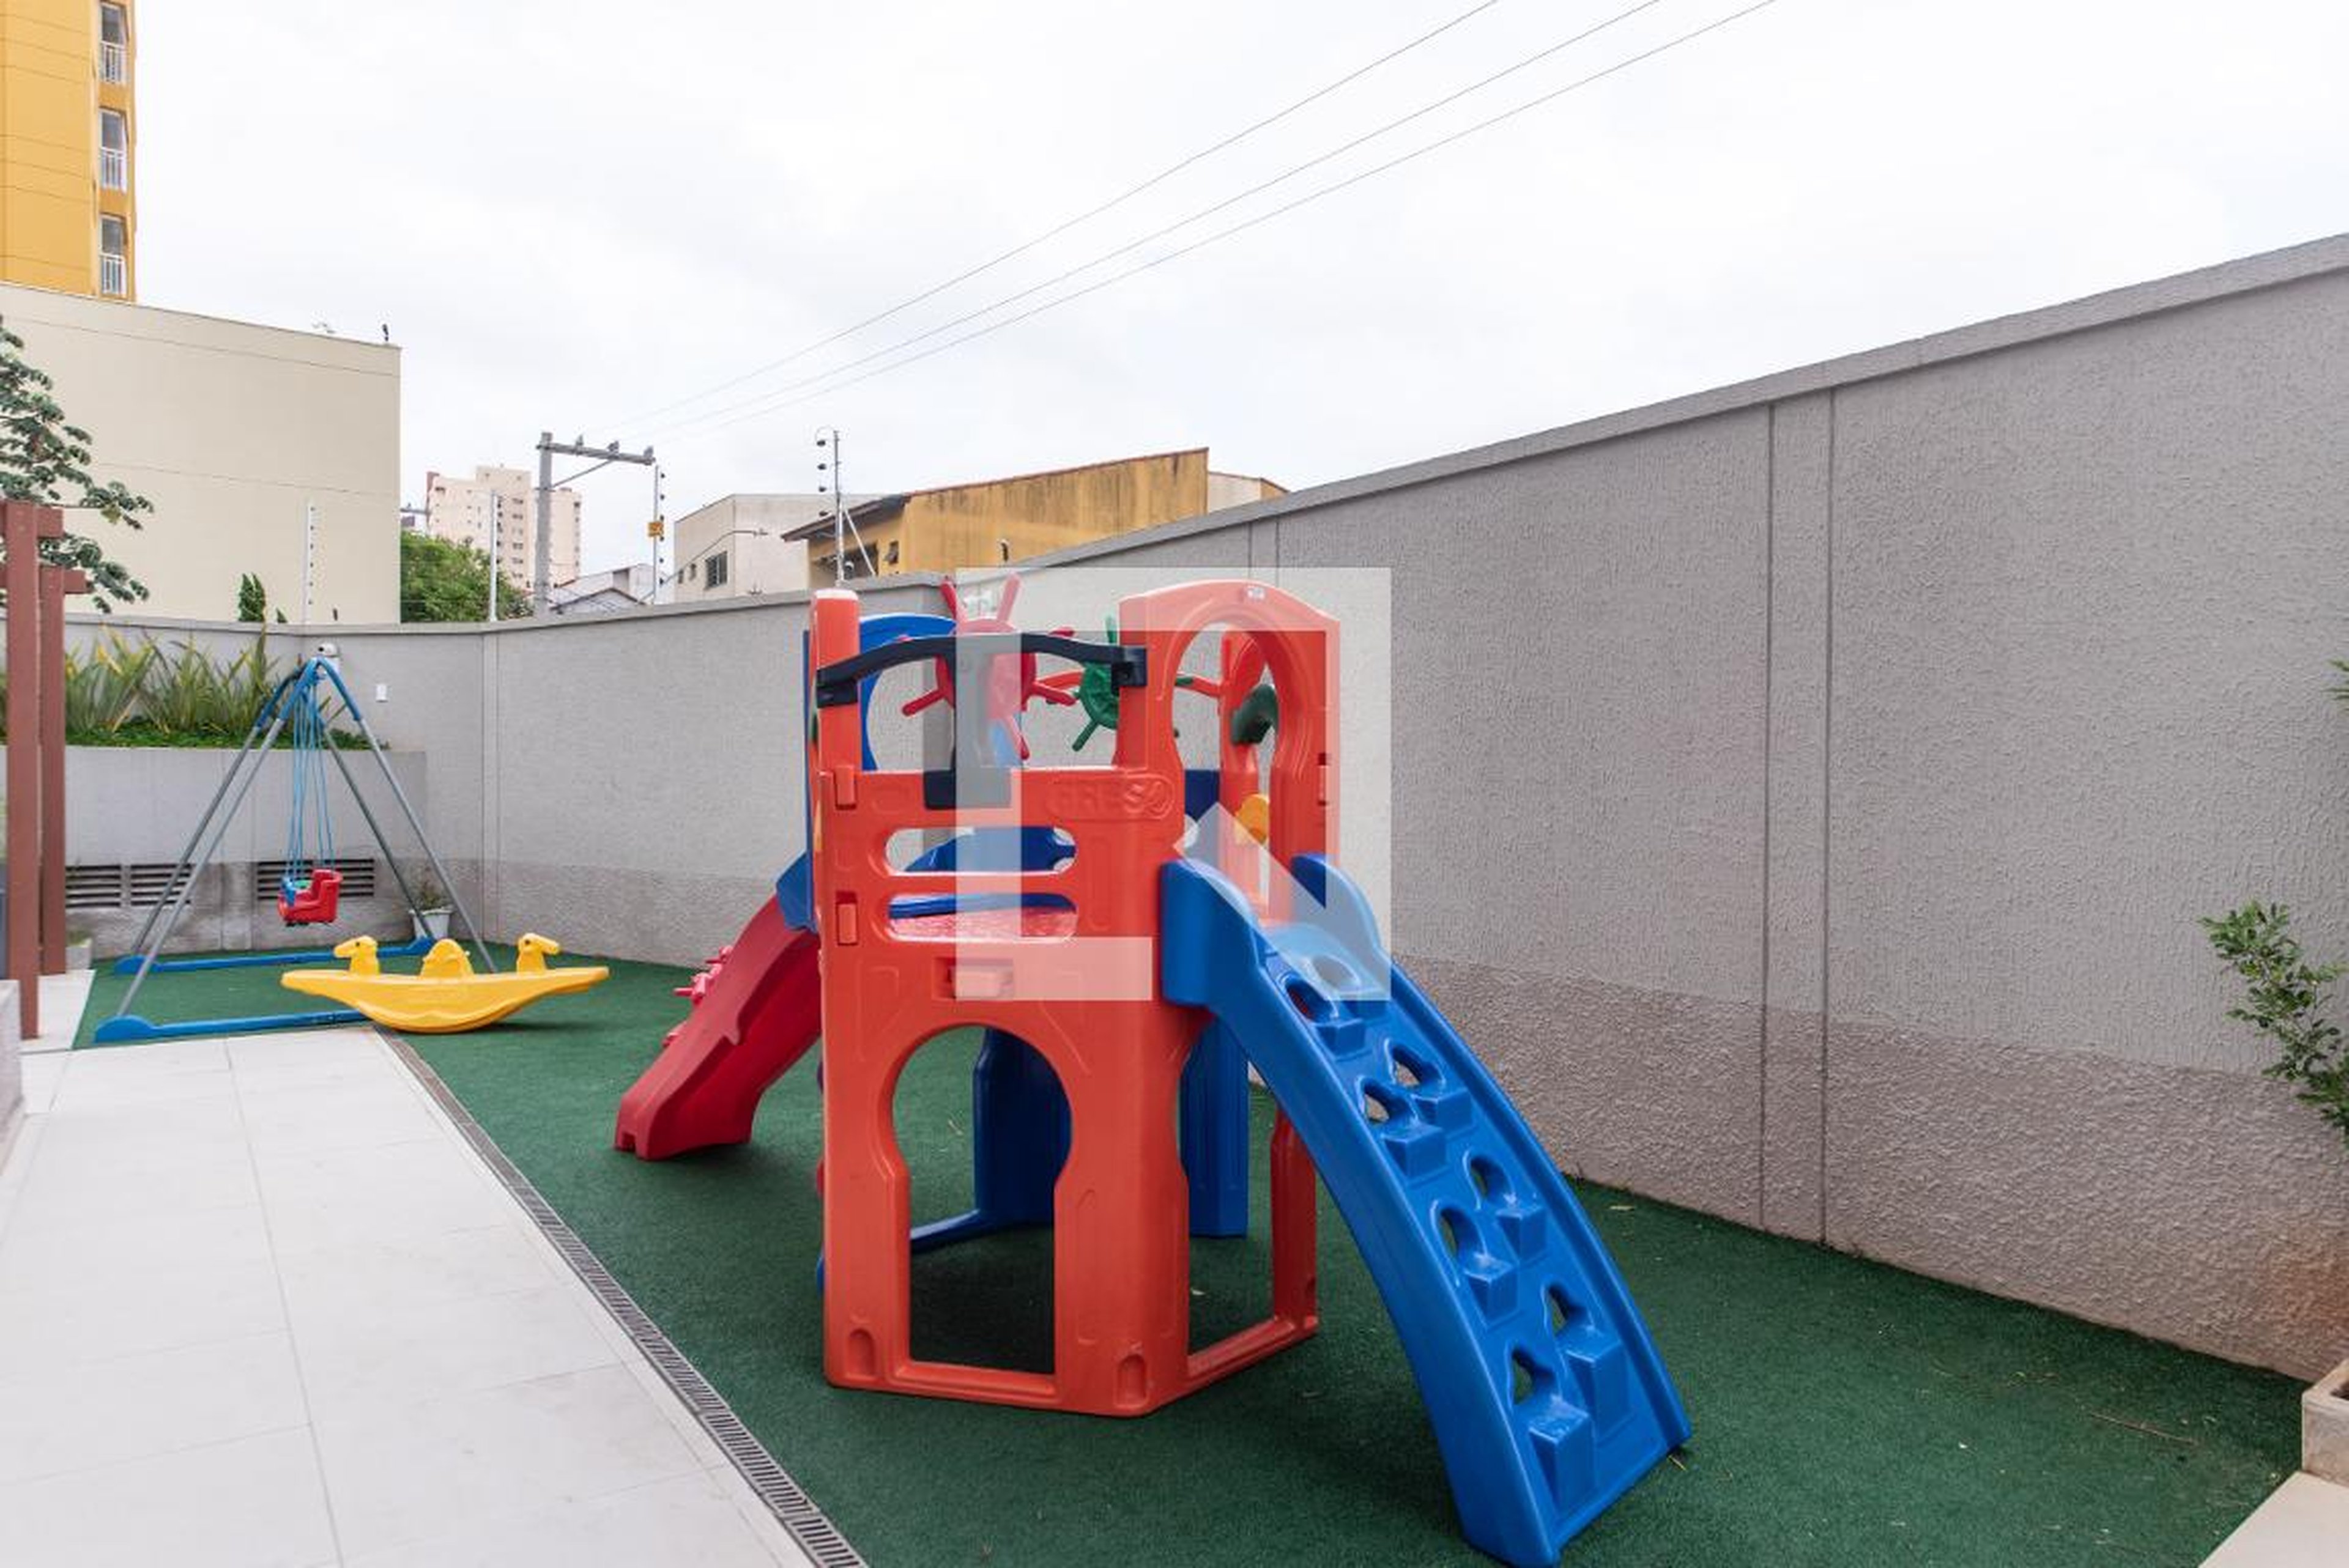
[2204,901,2349,1143]
[2202,661,2349,1148]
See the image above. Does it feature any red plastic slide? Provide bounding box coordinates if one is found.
[613,900,822,1159]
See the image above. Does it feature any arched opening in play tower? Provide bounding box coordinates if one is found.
[893,1025,1072,1375]
[1177,1018,1280,1352]
[1172,618,1290,910]
[1166,618,1308,1350]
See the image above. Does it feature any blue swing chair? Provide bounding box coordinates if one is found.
[277,676,341,925]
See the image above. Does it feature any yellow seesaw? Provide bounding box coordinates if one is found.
[282,933,609,1033]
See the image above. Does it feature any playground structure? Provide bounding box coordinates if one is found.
[614,577,1690,1566]
[96,648,497,1045]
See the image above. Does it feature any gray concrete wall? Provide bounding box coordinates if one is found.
[1022,231,2349,1378]
[23,744,435,956]
[29,231,2349,1377]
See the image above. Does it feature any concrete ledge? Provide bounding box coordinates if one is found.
[2307,1358,2349,1486]
[0,979,20,1174]
[2206,1473,2349,1567]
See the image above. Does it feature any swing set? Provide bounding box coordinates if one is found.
[95,646,492,1045]
[276,671,346,924]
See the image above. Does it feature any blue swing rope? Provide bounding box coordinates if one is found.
[281,663,335,901]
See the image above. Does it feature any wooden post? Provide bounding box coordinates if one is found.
[38,560,64,974]
[38,555,84,977]
[4,502,41,1037]
[1,501,78,1035]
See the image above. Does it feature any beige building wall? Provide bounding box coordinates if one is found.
[423,465,580,589]
[0,281,398,620]
[668,493,826,602]
[1206,469,1283,512]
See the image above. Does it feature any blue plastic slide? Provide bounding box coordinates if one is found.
[1162,856,1690,1567]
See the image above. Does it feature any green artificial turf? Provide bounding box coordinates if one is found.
[79,955,2300,1565]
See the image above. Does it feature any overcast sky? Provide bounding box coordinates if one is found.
[138,0,2345,576]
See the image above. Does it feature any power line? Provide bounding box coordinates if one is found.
[642,0,1676,446]
[663,0,1785,449]
[602,0,1513,431]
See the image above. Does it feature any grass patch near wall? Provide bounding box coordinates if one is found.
[78,954,2303,1564]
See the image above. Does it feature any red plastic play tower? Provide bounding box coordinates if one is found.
[807,580,1340,1415]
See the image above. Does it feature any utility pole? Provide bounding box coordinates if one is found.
[815,427,875,583]
[487,494,500,621]
[647,464,666,603]
[533,431,655,612]
[300,501,316,624]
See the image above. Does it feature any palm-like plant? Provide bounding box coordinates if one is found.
[62,631,155,735]
[2,631,322,745]
[136,638,234,736]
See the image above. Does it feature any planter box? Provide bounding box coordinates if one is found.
[2307,1358,2349,1487]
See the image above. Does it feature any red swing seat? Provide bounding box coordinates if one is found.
[278,867,343,925]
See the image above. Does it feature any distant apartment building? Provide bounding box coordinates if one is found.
[423,466,582,589]
[2,282,399,621]
[797,448,1283,584]
[667,494,858,604]
[0,0,138,300]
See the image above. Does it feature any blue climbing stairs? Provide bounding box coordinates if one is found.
[1162,856,1690,1567]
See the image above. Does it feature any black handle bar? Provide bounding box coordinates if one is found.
[813,632,1148,709]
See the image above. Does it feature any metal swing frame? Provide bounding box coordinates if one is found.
[94,652,494,1045]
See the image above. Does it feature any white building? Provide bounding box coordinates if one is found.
[549,563,654,616]
[423,465,582,590]
[667,494,866,604]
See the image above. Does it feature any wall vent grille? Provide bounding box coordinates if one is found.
[65,865,128,909]
[127,864,196,908]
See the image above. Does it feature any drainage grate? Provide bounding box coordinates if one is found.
[65,864,128,909]
[384,1034,867,1568]
[253,857,377,902]
[127,862,195,907]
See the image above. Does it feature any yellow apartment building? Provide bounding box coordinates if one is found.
[1,0,135,299]
[796,448,1284,585]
